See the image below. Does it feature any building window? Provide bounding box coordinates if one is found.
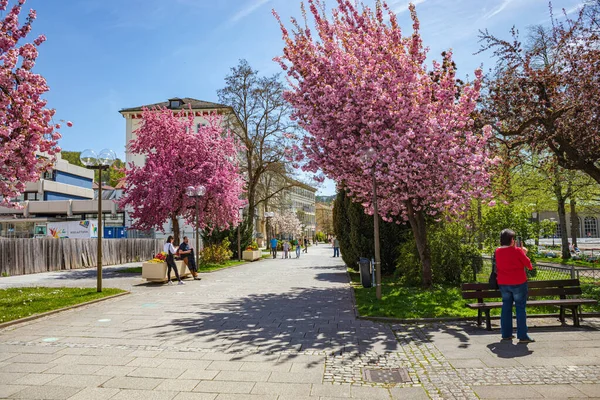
[169,99,183,108]
[42,170,55,181]
[24,192,40,201]
[584,217,598,238]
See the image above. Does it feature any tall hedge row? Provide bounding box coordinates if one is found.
[333,189,409,274]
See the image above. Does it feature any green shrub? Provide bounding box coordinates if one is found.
[396,221,483,286]
[315,231,327,242]
[200,239,233,265]
[333,188,410,274]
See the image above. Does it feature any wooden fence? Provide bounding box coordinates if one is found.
[0,238,163,277]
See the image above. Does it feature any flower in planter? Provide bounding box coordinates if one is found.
[245,242,259,251]
[148,251,167,263]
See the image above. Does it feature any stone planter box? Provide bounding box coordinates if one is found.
[242,250,261,261]
[142,260,191,282]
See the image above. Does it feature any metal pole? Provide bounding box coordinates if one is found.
[372,167,382,300]
[195,198,199,266]
[237,224,241,261]
[97,168,103,293]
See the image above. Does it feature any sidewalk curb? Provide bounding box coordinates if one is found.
[0,291,130,330]
[345,270,600,325]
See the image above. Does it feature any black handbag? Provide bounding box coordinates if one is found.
[488,249,499,289]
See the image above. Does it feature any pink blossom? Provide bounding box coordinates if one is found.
[488,200,497,207]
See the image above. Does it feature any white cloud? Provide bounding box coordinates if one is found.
[483,0,514,20]
[565,2,585,15]
[229,0,272,24]
[390,0,428,14]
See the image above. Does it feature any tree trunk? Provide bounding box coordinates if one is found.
[557,199,570,259]
[552,169,570,260]
[406,202,433,288]
[171,215,180,246]
[477,200,483,250]
[570,199,579,248]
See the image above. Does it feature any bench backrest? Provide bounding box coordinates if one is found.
[461,279,582,301]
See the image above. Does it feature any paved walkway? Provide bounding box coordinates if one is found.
[0,246,598,399]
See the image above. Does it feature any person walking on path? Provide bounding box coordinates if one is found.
[496,229,534,343]
[333,237,340,257]
[164,236,183,285]
[295,241,301,258]
[270,237,278,259]
[303,237,308,253]
[283,241,290,259]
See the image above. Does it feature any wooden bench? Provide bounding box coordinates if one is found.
[461,279,597,330]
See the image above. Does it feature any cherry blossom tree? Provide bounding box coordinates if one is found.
[275,0,493,287]
[0,0,61,206]
[119,107,245,244]
[272,210,303,238]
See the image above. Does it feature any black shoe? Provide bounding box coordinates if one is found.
[501,335,515,341]
[518,337,535,344]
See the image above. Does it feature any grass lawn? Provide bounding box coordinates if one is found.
[349,270,600,319]
[116,267,142,274]
[536,257,600,268]
[198,259,247,272]
[0,287,125,324]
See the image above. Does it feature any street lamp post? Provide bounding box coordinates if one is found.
[186,185,206,266]
[80,149,117,293]
[362,147,381,300]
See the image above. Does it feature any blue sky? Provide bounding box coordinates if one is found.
[24,0,583,195]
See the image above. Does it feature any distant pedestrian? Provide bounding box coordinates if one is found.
[270,237,278,259]
[303,237,308,253]
[283,241,290,259]
[333,237,340,257]
[295,242,301,258]
[164,236,183,285]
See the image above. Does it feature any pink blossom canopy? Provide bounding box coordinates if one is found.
[0,0,61,206]
[119,107,245,232]
[274,0,493,222]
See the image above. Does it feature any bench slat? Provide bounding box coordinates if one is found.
[466,298,597,309]
[462,287,582,299]
[462,279,580,291]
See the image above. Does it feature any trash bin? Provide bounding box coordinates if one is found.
[358,257,372,288]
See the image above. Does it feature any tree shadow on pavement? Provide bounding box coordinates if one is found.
[137,285,402,365]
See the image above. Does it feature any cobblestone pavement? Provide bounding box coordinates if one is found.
[0,246,599,399]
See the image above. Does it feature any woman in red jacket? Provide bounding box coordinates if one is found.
[495,229,535,343]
